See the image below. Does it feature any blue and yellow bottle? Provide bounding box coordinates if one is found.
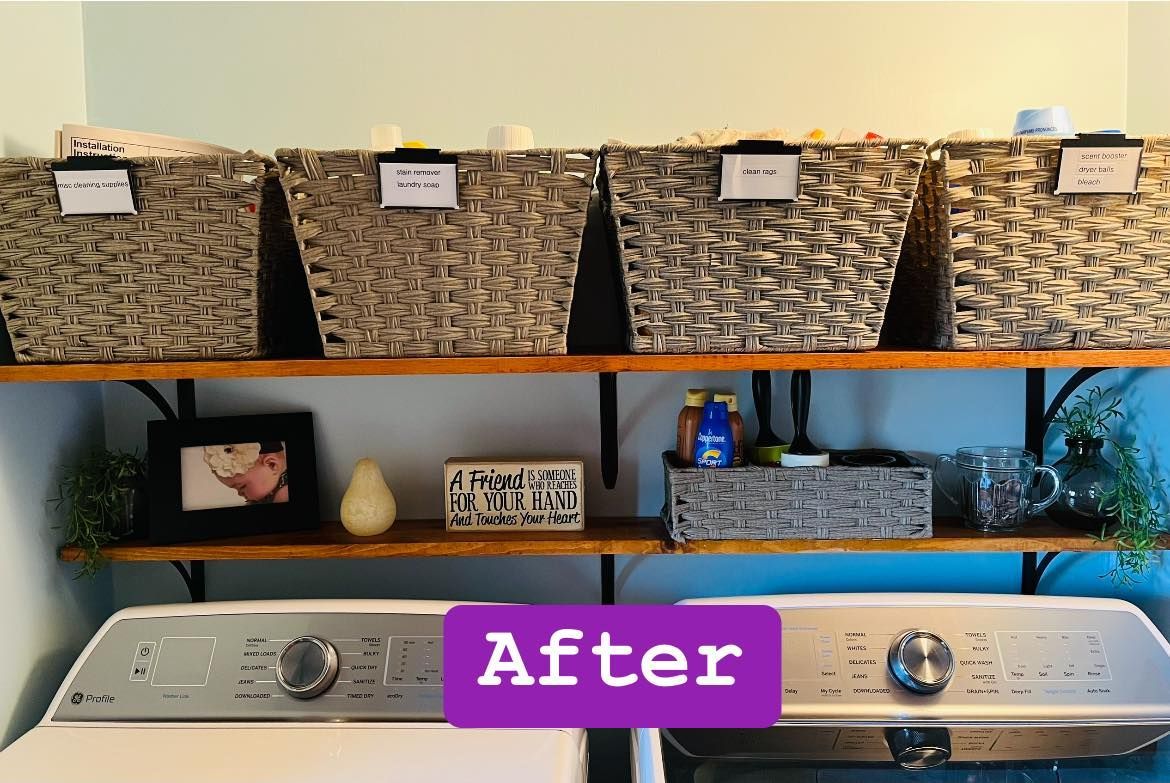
[694,401,734,468]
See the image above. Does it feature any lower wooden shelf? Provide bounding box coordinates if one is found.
[58,517,1144,562]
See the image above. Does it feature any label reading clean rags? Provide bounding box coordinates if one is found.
[52,169,136,216]
[379,161,458,209]
[719,152,800,201]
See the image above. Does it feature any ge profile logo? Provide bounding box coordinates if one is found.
[70,692,84,705]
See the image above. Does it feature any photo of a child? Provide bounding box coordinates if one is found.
[181,441,290,512]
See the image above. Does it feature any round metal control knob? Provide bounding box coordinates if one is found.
[887,630,954,694]
[276,636,339,699]
[885,727,951,770]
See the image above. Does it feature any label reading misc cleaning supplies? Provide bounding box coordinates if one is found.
[1055,135,1143,195]
[50,157,136,216]
[718,140,801,202]
[377,149,459,209]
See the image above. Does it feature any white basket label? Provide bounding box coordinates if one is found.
[1056,135,1143,195]
[51,157,136,216]
[378,149,459,209]
[719,142,801,202]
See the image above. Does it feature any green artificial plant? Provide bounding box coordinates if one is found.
[54,449,146,578]
[1051,387,1167,586]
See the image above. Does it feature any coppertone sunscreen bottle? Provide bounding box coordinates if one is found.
[694,402,733,468]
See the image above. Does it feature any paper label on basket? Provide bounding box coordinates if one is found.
[378,149,459,209]
[51,158,136,216]
[719,143,801,201]
[1056,135,1143,195]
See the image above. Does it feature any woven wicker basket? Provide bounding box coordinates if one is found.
[662,452,932,541]
[886,136,1170,350]
[600,140,928,353]
[277,148,597,358]
[0,153,292,363]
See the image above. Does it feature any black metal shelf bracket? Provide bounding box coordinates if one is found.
[599,372,619,490]
[1020,366,1115,595]
[119,378,205,603]
[601,554,616,605]
[598,372,620,604]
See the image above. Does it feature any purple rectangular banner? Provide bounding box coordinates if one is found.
[444,604,781,728]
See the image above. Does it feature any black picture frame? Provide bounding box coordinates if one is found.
[147,412,319,545]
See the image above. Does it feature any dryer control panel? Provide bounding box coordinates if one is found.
[53,613,445,722]
[777,604,1170,722]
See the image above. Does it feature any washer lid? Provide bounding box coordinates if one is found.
[0,725,586,783]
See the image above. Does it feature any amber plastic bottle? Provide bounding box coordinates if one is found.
[713,393,745,466]
[676,389,709,464]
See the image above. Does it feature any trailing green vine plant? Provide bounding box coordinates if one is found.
[54,449,146,578]
[1051,387,1166,586]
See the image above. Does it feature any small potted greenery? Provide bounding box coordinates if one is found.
[1051,386,1166,585]
[55,449,147,578]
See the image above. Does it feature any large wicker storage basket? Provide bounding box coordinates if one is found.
[0,153,291,364]
[886,136,1170,350]
[661,452,932,542]
[600,140,928,353]
[277,148,597,358]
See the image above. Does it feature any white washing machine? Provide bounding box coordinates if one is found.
[0,599,587,782]
[633,593,1170,783]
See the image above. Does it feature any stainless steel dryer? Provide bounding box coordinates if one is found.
[633,593,1170,783]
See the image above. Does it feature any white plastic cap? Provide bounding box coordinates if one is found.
[486,125,535,151]
[946,128,995,140]
[780,451,831,468]
[370,124,403,150]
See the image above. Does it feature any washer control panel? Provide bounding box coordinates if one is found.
[53,613,444,722]
[778,605,1170,721]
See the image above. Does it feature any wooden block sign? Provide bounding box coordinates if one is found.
[444,458,584,531]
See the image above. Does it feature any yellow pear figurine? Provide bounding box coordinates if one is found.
[340,458,397,536]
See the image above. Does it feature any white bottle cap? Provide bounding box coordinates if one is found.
[486,125,535,151]
[946,128,995,140]
[370,124,404,150]
[1012,107,1075,137]
[780,451,831,468]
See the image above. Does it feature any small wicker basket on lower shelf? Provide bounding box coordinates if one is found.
[661,452,932,542]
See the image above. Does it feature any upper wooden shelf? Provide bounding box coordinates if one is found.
[6,348,1170,384]
[58,517,1144,562]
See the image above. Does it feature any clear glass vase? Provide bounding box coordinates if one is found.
[107,480,148,539]
[1047,437,1119,532]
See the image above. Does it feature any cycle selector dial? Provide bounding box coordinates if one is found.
[888,630,954,694]
[276,636,339,699]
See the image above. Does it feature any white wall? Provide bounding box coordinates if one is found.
[0,2,113,748]
[1128,2,1170,134]
[0,2,88,155]
[81,1,1128,149]
[76,2,1170,618]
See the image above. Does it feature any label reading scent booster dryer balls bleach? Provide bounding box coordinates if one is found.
[1056,135,1143,195]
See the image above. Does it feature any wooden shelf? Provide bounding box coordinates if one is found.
[58,517,1146,563]
[59,518,666,561]
[7,348,1170,384]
